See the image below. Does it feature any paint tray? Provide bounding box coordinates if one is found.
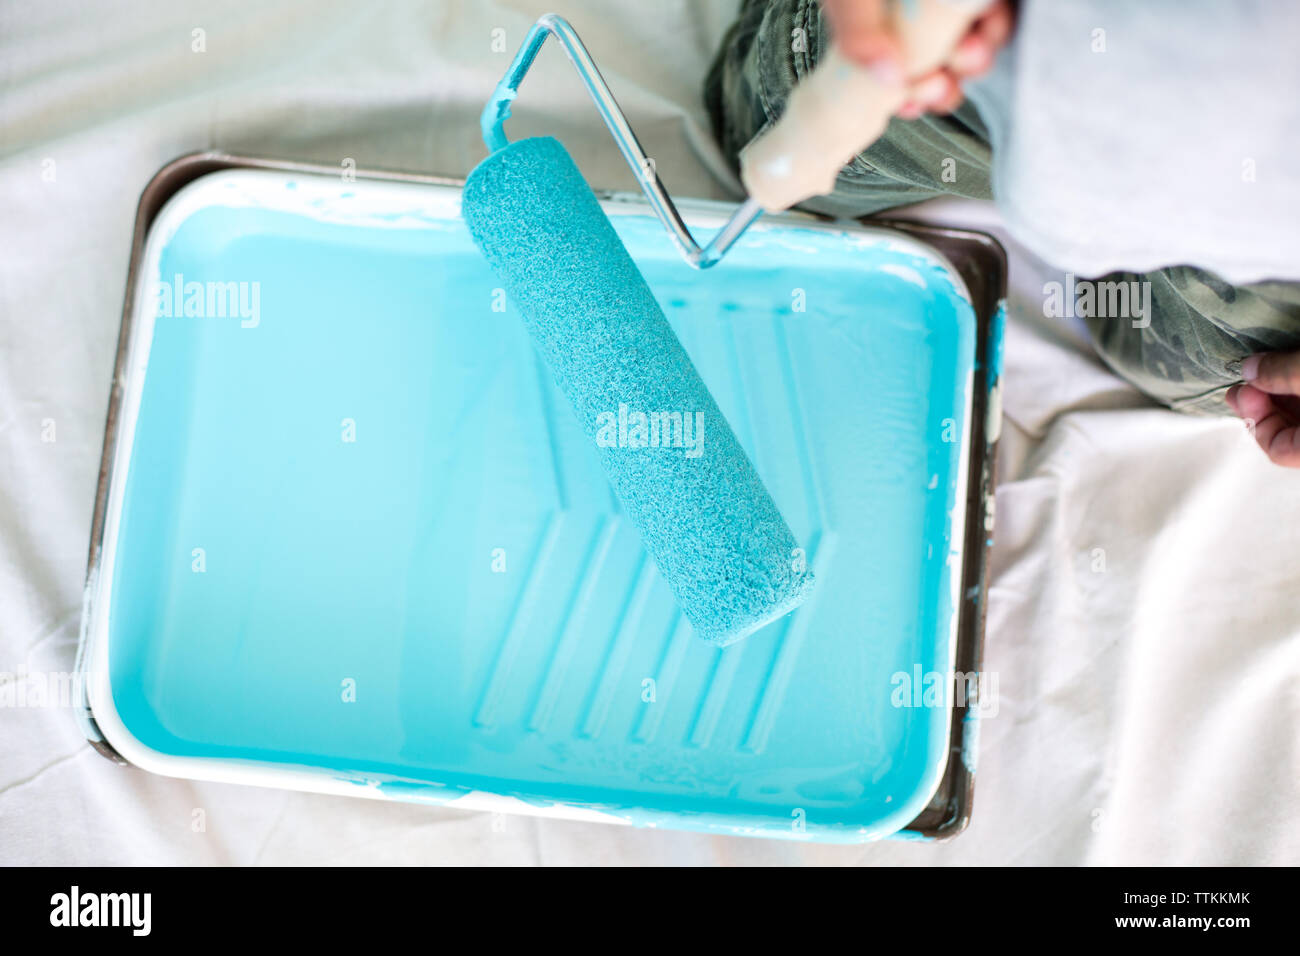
[77,154,1005,842]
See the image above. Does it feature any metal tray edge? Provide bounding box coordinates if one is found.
[76,154,1006,844]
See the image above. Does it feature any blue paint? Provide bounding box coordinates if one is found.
[104,169,975,841]
[462,138,814,646]
[481,83,516,154]
[988,299,1007,389]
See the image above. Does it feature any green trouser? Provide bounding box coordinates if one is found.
[703,0,1300,415]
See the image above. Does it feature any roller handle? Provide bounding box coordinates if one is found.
[740,0,991,212]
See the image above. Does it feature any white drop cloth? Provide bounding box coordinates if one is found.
[968,0,1300,286]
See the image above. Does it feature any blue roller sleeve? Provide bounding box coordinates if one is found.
[461,136,813,646]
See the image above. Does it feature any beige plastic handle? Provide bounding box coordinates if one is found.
[740,0,990,212]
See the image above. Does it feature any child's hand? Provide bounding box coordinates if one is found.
[1226,352,1300,468]
[823,0,1014,118]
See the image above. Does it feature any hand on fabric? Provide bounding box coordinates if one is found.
[822,0,1014,119]
[1227,352,1300,468]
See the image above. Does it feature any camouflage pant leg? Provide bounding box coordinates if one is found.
[1083,271,1300,416]
[703,0,993,217]
[703,0,1300,416]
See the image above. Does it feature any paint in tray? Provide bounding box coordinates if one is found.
[85,168,977,841]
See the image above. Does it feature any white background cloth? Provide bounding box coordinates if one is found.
[1,0,1296,865]
[968,0,1300,285]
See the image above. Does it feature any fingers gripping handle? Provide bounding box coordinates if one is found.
[739,0,991,212]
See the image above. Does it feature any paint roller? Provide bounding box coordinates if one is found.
[464,137,813,648]
[462,3,990,646]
